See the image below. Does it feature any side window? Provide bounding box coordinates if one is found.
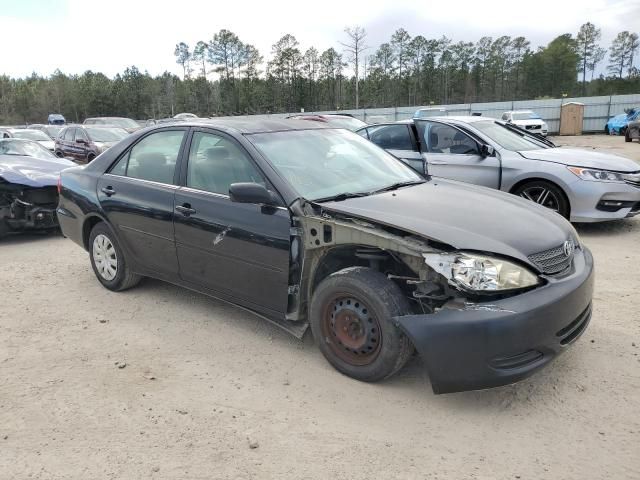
[64,128,75,141]
[75,129,88,142]
[419,122,479,155]
[110,130,185,184]
[366,124,415,151]
[356,128,369,139]
[186,131,265,195]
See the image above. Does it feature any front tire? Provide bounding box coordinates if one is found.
[513,180,570,219]
[89,222,141,291]
[625,129,632,142]
[310,267,413,382]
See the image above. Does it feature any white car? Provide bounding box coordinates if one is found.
[1,128,55,151]
[502,110,548,137]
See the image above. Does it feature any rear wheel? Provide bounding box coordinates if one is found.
[87,153,96,162]
[513,180,570,219]
[89,222,141,291]
[604,125,609,135]
[310,267,413,382]
[55,150,64,158]
[625,129,632,142]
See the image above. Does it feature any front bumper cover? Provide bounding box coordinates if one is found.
[395,248,594,394]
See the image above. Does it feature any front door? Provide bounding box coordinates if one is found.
[417,120,501,189]
[174,129,291,315]
[96,128,188,278]
[359,123,425,174]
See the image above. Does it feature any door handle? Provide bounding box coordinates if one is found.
[176,204,196,216]
[101,186,116,196]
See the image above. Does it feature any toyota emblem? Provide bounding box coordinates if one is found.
[563,240,574,257]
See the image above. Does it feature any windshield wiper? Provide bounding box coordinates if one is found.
[370,180,425,194]
[313,192,370,203]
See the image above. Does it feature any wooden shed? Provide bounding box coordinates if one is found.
[559,102,585,136]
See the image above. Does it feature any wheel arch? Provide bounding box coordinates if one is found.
[82,213,109,251]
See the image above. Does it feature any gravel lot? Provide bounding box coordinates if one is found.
[1,135,639,479]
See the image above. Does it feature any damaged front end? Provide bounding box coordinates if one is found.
[284,199,594,394]
[0,180,59,235]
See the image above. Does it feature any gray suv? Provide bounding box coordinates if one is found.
[357,117,640,222]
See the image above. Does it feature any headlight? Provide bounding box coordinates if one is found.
[567,166,625,182]
[423,252,540,292]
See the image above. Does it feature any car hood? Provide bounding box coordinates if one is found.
[320,179,575,268]
[513,119,545,126]
[607,114,630,128]
[518,148,639,172]
[39,140,55,150]
[0,154,76,187]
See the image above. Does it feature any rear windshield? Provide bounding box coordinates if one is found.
[12,130,51,141]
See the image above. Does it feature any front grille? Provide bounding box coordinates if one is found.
[528,241,576,274]
[556,304,591,345]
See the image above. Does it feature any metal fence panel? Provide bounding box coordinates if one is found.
[220,94,639,134]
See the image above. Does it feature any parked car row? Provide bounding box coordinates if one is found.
[356,116,640,222]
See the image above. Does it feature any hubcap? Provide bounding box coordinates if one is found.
[92,234,118,281]
[322,295,381,366]
[519,186,560,212]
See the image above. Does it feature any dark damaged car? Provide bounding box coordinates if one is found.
[57,120,594,394]
[1,139,76,238]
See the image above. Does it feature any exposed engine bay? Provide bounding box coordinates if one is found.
[0,181,59,236]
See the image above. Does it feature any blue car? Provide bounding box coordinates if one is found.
[605,108,640,135]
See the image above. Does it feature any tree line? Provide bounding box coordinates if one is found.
[0,23,638,124]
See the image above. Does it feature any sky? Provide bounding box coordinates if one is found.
[0,0,638,79]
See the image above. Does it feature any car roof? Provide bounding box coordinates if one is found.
[180,118,331,134]
[504,110,534,114]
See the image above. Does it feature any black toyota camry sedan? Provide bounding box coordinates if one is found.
[57,119,594,394]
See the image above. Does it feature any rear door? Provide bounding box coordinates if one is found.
[174,128,291,315]
[416,120,500,189]
[62,127,76,159]
[96,128,188,278]
[358,124,425,174]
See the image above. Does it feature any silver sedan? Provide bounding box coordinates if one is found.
[357,117,640,222]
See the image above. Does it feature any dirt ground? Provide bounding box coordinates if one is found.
[1,135,639,480]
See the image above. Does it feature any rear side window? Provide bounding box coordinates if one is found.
[109,130,185,184]
[366,124,414,151]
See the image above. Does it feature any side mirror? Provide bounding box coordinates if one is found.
[76,138,86,144]
[229,182,277,205]
[480,144,495,157]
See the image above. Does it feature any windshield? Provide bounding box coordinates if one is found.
[472,121,550,151]
[0,139,57,160]
[86,127,128,142]
[107,118,139,128]
[415,109,446,118]
[248,129,423,201]
[45,126,63,138]
[512,112,541,120]
[325,117,367,131]
[12,130,51,141]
